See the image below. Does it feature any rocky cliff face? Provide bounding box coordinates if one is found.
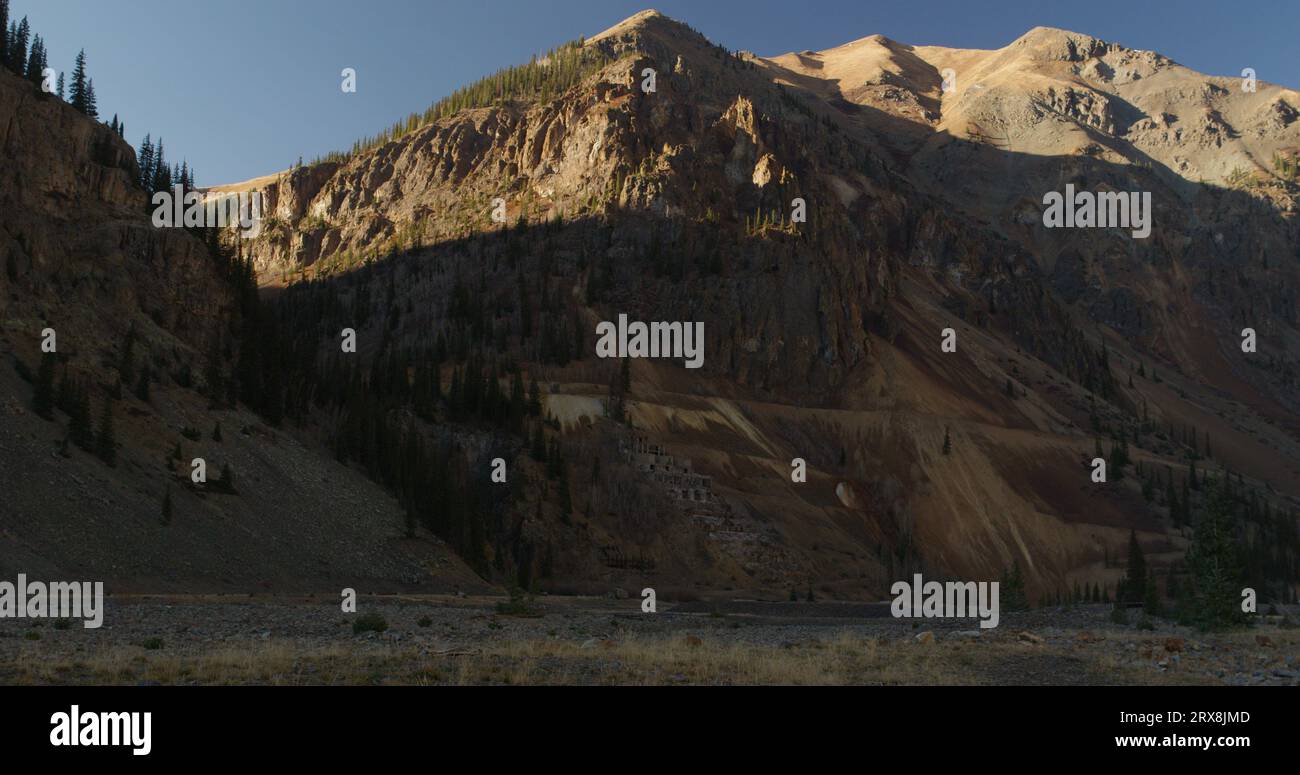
[0,71,228,354]
[0,69,486,593]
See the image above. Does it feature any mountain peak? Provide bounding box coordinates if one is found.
[590,9,672,41]
[1006,25,1115,61]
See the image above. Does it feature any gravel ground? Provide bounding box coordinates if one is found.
[1,596,1296,685]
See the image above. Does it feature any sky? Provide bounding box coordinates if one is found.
[16,0,1300,186]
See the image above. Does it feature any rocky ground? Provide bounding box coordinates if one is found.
[1,596,1295,686]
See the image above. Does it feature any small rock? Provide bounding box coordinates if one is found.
[1017,631,1044,645]
[951,630,981,640]
[1256,635,1275,648]
[915,631,935,645]
[1164,638,1184,653]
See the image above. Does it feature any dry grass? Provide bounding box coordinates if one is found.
[8,623,1291,686]
[0,632,1094,686]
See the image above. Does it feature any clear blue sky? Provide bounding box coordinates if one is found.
[17,0,1299,185]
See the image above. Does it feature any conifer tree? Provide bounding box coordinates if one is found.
[69,385,93,449]
[1122,529,1146,603]
[942,426,952,455]
[161,487,173,525]
[68,48,87,113]
[84,78,97,119]
[137,135,155,194]
[152,138,169,193]
[95,397,115,466]
[0,1,8,71]
[24,33,43,88]
[10,16,27,75]
[1186,479,1247,630]
[33,352,55,419]
[557,463,572,522]
[999,562,1029,611]
[527,377,541,417]
[55,70,63,99]
[134,366,151,402]
[1143,575,1162,617]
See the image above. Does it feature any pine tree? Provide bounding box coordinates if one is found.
[942,426,952,455]
[530,423,545,462]
[24,33,43,88]
[10,16,27,76]
[1142,574,1162,617]
[84,78,97,119]
[33,352,56,419]
[557,463,572,522]
[137,135,155,194]
[94,397,115,466]
[69,385,93,450]
[212,422,222,442]
[134,366,151,402]
[161,487,173,525]
[55,70,63,99]
[999,562,1029,611]
[1122,529,1146,604]
[152,138,169,193]
[0,1,8,73]
[527,377,541,417]
[1186,478,1247,630]
[69,49,88,113]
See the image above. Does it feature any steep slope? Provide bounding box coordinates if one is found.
[0,68,487,594]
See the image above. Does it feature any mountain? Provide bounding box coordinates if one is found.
[0,66,487,594]
[3,11,1297,603]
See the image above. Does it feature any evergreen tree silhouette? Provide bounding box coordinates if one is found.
[68,48,88,113]
[95,397,115,466]
[32,352,55,419]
